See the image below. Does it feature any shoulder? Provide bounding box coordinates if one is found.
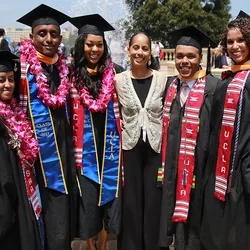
[153,70,168,86]
[114,70,129,87]
[205,74,222,94]
[113,63,125,74]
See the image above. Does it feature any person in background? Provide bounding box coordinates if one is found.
[17,4,77,250]
[213,46,229,69]
[0,28,10,51]
[201,11,250,250]
[158,26,220,250]
[69,14,124,250]
[152,41,161,69]
[0,50,43,250]
[115,32,168,250]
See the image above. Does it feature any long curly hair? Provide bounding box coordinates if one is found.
[220,17,250,59]
[128,32,159,70]
[72,33,112,98]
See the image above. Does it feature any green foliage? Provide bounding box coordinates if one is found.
[123,0,231,46]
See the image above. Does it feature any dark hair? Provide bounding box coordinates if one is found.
[221,17,250,58]
[128,32,159,70]
[0,28,5,36]
[72,33,112,98]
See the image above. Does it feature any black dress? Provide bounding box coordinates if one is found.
[201,72,250,250]
[159,74,219,250]
[30,63,77,250]
[0,123,42,250]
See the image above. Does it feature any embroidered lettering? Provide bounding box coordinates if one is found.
[73,136,77,142]
[227,98,234,104]
[223,142,228,150]
[73,103,79,109]
[73,114,78,120]
[180,190,186,195]
[221,167,226,173]
[109,131,116,159]
[224,131,230,138]
[222,155,226,163]
[36,122,51,128]
[26,170,31,177]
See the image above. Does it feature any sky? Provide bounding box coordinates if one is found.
[0,0,248,28]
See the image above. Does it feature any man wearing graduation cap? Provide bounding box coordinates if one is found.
[17,4,77,250]
[157,25,220,249]
[69,14,123,250]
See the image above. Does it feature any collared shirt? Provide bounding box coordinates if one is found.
[180,80,196,96]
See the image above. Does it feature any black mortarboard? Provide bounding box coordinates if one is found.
[168,25,216,74]
[236,10,250,20]
[0,50,18,72]
[16,4,69,29]
[70,14,115,36]
[168,25,216,51]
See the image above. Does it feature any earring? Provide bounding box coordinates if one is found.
[148,57,151,65]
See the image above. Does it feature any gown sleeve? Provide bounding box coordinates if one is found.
[0,133,17,240]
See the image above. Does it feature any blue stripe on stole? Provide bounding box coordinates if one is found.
[27,72,67,194]
[82,108,100,184]
[99,100,120,206]
[82,101,120,206]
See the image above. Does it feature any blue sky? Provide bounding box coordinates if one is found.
[0,0,248,28]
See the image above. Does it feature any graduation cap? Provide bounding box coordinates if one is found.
[0,50,18,72]
[70,14,115,36]
[167,25,217,74]
[236,10,250,20]
[16,4,69,30]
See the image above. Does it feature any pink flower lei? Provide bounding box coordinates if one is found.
[72,62,115,112]
[20,40,70,109]
[0,99,39,166]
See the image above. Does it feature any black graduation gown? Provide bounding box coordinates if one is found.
[0,123,42,250]
[159,74,219,250]
[201,72,250,250]
[78,64,123,240]
[31,64,77,250]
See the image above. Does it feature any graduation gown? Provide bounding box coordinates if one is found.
[28,63,77,250]
[201,72,250,250]
[0,123,42,250]
[159,74,219,250]
[78,64,123,240]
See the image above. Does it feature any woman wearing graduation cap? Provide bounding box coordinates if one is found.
[200,12,250,250]
[0,50,44,250]
[157,26,220,250]
[69,14,124,250]
[16,4,77,250]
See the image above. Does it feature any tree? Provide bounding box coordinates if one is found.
[124,0,231,46]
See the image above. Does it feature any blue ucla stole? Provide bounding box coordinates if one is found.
[27,72,68,194]
[82,101,121,205]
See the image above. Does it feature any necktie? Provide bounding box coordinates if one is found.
[180,82,189,107]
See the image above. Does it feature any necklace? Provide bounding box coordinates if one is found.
[0,98,39,166]
[72,61,115,112]
[20,40,70,109]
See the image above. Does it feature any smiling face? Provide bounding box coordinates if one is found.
[128,33,151,68]
[226,28,250,64]
[30,24,62,58]
[175,45,201,79]
[84,34,104,69]
[0,71,15,102]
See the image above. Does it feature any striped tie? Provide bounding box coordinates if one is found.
[180,82,189,107]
